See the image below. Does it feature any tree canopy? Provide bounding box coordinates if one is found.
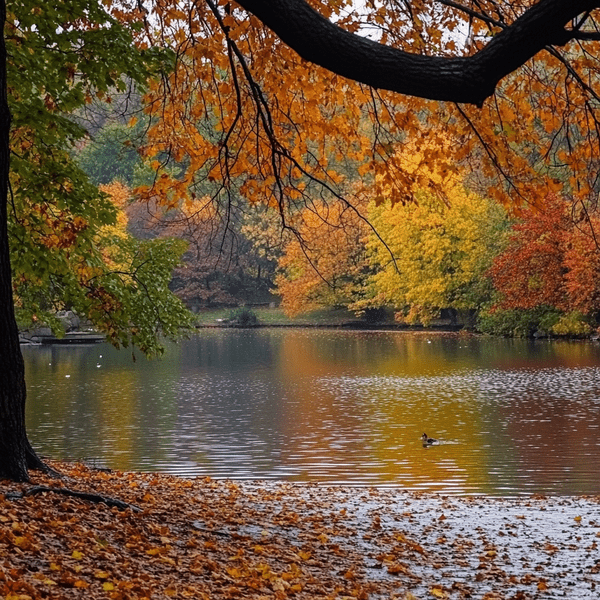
[129,0,600,228]
[235,0,599,105]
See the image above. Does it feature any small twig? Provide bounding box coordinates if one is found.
[192,520,232,537]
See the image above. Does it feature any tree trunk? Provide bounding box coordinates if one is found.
[0,0,39,482]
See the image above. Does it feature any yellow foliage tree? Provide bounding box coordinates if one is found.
[97,181,131,270]
[366,182,507,326]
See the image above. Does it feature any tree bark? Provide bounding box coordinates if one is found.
[0,0,37,482]
[234,0,600,106]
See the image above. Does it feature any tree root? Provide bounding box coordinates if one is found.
[7,485,141,512]
[25,442,64,479]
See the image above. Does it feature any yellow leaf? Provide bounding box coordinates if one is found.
[227,566,243,578]
[71,550,84,560]
[94,571,110,579]
[574,515,582,522]
[102,582,115,591]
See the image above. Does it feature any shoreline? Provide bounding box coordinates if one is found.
[2,461,599,599]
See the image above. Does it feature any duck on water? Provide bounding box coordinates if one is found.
[422,433,437,446]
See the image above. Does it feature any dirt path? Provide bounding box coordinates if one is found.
[1,462,599,599]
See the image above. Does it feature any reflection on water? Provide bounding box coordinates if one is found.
[23,330,600,495]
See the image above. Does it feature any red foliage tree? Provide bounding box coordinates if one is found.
[563,214,600,316]
[489,196,570,311]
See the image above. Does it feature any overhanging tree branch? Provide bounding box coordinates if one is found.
[234,0,600,106]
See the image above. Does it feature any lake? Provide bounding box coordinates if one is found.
[22,329,600,496]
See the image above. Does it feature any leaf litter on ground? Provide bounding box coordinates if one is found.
[1,461,599,599]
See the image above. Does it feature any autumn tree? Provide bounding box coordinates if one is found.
[483,196,600,336]
[563,214,600,318]
[158,200,279,307]
[276,199,371,316]
[488,196,569,313]
[364,174,507,325]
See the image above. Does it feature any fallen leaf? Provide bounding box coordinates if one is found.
[94,571,110,579]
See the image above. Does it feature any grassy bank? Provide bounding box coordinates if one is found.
[193,306,372,327]
[192,306,443,329]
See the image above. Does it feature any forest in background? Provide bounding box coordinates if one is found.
[72,99,600,339]
[9,0,600,344]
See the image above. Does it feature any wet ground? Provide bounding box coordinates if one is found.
[2,463,599,598]
[238,484,600,598]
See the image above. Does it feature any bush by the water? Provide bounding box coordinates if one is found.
[477,306,593,338]
[228,307,258,326]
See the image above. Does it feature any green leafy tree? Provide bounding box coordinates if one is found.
[0,0,186,481]
[75,121,146,186]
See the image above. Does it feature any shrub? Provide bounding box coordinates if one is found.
[550,312,593,337]
[228,306,258,327]
[476,306,559,337]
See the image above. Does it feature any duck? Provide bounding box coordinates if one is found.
[422,433,437,446]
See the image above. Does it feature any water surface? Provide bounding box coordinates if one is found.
[23,329,600,495]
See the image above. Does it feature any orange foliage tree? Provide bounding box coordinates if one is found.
[489,196,570,312]
[276,199,371,316]
[564,216,600,316]
[124,0,600,226]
